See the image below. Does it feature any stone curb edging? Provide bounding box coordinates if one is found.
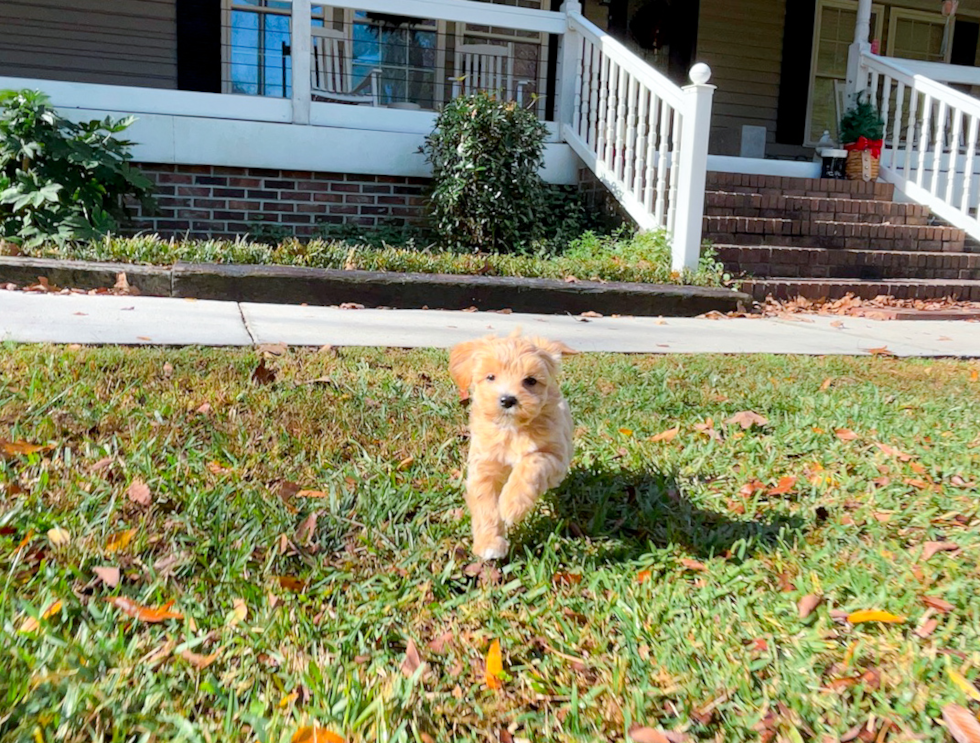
[0,256,751,317]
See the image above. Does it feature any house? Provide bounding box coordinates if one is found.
[2,0,980,298]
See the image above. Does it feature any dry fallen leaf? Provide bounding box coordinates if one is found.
[47,527,71,547]
[922,541,960,560]
[19,599,63,632]
[226,598,247,627]
[126,479,152,507]
[921,595,955,613]
[618,427,634,437]
[105,528,136,553]
[767,476,798,496]
[276,576,307,593]
[1,440,53,456]
[865,346,897,357]
[93,566,120,588]
[427,630,454,654]
[874,442,914,461]
[798,594,821,619]
[291,727,345,743]
[679,558,707,572]
[650,427,679,443]
[628,727,671,743]
[401,639,423,677]
[725,411,768,430]
[295,512,319,547]
[637,569,652,584]
[252,359,276,385]
[296,490,327,499]
[485,639,503,690]
[915,618,939,638]
[820,377,833,391]
[180,648,220,670]
[942,704,980,743]
[552,572,583,587]
[847,609,905,624]
[397,456,415,471]
[105,597,183,623]
[949,668,980,703]
[835,428,858,441]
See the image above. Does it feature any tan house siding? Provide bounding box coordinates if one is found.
[0,0,177,89]
[696,0,787,156]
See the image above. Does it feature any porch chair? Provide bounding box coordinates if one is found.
[451,42,532,107]
[311,26,382,106]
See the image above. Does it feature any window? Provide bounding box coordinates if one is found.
[348,11,441,108]
[225,0,293,97]
[887,8,950,63]
[806,0,884,145]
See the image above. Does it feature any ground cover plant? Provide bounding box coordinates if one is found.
[1,346,979,742]
[3,230,730,287]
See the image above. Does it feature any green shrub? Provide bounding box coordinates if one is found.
[838,91,884,144]
[0,89,155,246]
[424,92,556,253]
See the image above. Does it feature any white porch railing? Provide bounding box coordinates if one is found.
[557,4,715,270]
[857,52,980,241]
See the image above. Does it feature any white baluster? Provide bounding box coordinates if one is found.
[667,107,682,235]
[931,100,948,197]
[915,94,932,189]
[586,43,599,147]
[961,114,979,214]
[614,65,628,179]
[624,75,638,190]
[869,70,880,104]
[633,87,649,199]
[644,93,660,212]
[902,89,919,183]
[946,107,963,206]
[890,81,905,172]
[879,76,891,167]
[605,62,620,170]
[654,98,671,226]
[575,38,589,138]
[595,54,610,164]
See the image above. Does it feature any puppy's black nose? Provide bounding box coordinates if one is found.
[499,394,518,409]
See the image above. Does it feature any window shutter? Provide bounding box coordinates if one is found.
[177,0,222,93]
[776,0,816,145]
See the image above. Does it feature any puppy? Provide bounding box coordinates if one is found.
[449,333,576,559]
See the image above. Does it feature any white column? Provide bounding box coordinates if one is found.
[672,63,714,272]
[557,0,583,140]
[291,0,312,125]
[845,0,874,107]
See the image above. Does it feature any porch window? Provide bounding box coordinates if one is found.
[225,0,293,97]
[806,0,883,145]
[347,11,441,108]
[887,8,950,63]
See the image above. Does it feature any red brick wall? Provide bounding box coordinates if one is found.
[128,163,429,239]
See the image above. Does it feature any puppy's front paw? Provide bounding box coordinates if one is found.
[474,536,509,560]
[499,495,533,529]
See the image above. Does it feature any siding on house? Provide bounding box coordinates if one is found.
[696,0,787,156]
[0,0,177,89]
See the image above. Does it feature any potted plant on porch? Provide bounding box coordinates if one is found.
[839,92,885,182]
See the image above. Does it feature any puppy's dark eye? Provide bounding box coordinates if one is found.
[523,377,537,387]
[486,374,495,381]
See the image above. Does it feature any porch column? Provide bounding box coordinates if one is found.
[557,0,583,140]
[291,0,312,124]
[844,0,873,107]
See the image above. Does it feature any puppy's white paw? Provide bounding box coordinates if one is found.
[476,537,510,560]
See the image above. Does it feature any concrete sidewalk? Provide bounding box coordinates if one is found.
[2,290,979,356]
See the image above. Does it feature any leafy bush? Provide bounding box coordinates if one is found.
[838,92,884,144]
[0,89,155,246]
[424,92,557,253]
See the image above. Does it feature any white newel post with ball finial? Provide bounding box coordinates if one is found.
[671,63,715,272]
[845,0,874,108]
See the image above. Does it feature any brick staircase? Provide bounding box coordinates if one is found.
[704,173,980,302]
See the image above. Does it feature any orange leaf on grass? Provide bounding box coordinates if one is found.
[400,639,423,678]
[835,428,858,441]
[19,599,62,633]
[180,649,220,670]
[846,609,905,624]
[628,727,672,743]
[637,569,652,584]
[1,440,53,456]
[126,479,152,506]
[618,428,634,437]
[105,597,183,623]
[277,576,307,593]
[915,618,939,638]
[93,566,120,587]
[767,476,797,496]
[942,704,980,743]
[552,572,582,587]
[291,727,345,743]
[485,639,503,690]
[739,479,765,497]
[798,594,821,619]
[105,528,136,553]
[680,558,707,572]
[725,411,768,430]
[650,427,679,443]
[921,595,955,613]
[922,541,960,560]
[874,442,913,461]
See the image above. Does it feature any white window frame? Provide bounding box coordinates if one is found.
[804,0,884,146]
[886,7,953,63]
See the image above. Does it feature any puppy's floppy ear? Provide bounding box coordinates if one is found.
[529,337,578,364]
[449,338,484,392]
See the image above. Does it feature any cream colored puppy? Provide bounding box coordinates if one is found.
[449,333,576,559]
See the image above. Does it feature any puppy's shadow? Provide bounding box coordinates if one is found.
[516,465,807,563]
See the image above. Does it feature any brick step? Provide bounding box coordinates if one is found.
[706,172,894,201]
[715,245,980,281]
[704,191,930,225]
[704,216,966,252]
[741,277,980,302]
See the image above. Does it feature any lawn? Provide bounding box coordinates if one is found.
[1,346,979,743]
[2,230,730,288]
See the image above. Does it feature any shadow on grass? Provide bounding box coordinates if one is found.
[515,465,808,563]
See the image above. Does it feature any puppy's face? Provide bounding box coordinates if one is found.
[450,335,574,425]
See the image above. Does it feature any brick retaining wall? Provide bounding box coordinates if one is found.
[128,163,430,239]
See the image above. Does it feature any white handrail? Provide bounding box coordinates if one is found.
[859,52,980,240]
[560,10,713,270]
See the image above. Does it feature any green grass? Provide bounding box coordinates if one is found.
[5,230,730,288]
[1,347,979,742]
